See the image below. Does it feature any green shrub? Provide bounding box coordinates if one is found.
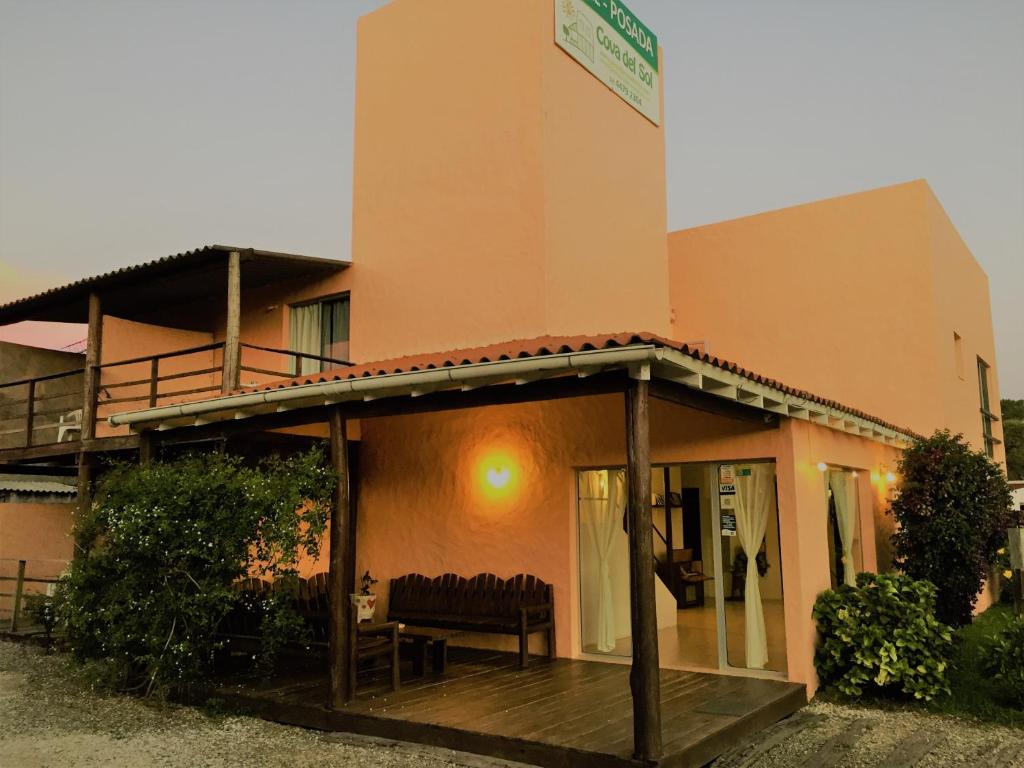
[985,615,1024,706]
[813,572,952,701]
[889,430,1016,627]
[55,447,336,696]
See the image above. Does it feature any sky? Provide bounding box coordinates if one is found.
[0,0,1022,395]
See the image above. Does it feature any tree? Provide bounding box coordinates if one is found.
[1001,398,1024,480]
[889,430,1017,627]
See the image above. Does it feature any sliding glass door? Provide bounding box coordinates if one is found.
[577,461,787,676]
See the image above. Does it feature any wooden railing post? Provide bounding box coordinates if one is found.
[24,380,35,448]
[625,376,662,762]
[10,560,26,632]
[148,357,160,407]
[81,292,103,442]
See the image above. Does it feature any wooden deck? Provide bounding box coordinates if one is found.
[213,650,806,768]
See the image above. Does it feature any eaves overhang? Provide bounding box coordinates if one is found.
[107,342,914,448]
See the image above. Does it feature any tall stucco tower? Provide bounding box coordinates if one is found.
[349,0,672,361]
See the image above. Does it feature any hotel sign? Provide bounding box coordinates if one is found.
[554,0,660,125]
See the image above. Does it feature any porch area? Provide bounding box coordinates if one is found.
[214,649,805,768]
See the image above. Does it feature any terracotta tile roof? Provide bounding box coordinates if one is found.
[239,332,914,436]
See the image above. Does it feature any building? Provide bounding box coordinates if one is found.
[0,1,1006,764]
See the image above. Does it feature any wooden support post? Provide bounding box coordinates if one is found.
[328,407,356,707]
[81,292,103,442]
[222,250,242,394]
[663,466,676,601]
[24,380,35,448]
[139,432,155,465]
[9,560,26,632]
[625,378,662,762]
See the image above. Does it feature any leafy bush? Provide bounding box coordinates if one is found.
[55,447,336,695]
[813,572,952,701]
[889,430,1016,627]
[985,615,1024,706]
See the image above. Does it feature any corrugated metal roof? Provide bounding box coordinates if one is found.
[236,331,915,436]
[0,245,350,327]
[0,475,76,494]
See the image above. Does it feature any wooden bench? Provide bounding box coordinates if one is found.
[387,573,555,668]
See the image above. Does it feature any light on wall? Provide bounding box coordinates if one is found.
[474,446,522,503]
[885,471,897,484]
[817,462,828,472]
[486,466,511,490]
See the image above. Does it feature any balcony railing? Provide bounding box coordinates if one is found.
[0,342,353,451]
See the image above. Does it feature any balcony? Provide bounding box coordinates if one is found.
[0,245,350,463]
[0,343,351,458]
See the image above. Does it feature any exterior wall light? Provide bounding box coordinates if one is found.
[817,462,828,472]
[486,466,511,490]
[885,471,897,484]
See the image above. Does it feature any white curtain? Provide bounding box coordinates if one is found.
[828,470,858,587]
[289,304,321,375]
[734,463,773,669]
[582,470,625,653]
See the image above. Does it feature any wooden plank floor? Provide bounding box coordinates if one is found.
[214,651,806,768]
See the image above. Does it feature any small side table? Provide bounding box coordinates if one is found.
[399,626,456,676]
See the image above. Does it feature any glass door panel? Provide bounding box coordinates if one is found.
[719,462,786,672]
[578,469,631,657]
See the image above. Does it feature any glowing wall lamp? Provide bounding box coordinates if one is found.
[475,447,521,503]
[817,462,828,472]
[486,466,512,490]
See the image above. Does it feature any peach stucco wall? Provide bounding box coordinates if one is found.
[0,501,75,614]
[348,0,671,363]
[667,180,1004,464]
[291,393,901,694]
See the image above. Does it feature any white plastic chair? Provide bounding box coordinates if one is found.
[57,409,83,443]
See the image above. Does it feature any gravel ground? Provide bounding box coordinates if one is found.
[0,641,527,768]
[712,700,1024,768]
[3,640,1022,768]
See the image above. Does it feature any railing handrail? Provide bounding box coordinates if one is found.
[0,367,86,390]
[240,341,354,368]
[96,341,226,370]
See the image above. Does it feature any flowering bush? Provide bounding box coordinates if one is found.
[56,447,336,695]
[813,572,952,701]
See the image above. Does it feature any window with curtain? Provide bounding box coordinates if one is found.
[289,296,350,374]
[977,358,996,458]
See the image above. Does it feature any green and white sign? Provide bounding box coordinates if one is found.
[554,0,660,124]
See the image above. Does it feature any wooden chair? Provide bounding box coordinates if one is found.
[298,574,400,696]
[673,548,713,608]
[349,604,401,696]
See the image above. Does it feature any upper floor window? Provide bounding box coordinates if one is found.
[977,357,996,457]
[289,295,350,374]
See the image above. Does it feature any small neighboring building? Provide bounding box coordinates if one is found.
[1011,480,1024,513]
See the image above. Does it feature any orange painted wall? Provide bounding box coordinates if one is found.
[97,316,215,437]
[0,501,75,615]
[288,392,899,694]
[667,180,1004,463]
[348,0,671,363]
